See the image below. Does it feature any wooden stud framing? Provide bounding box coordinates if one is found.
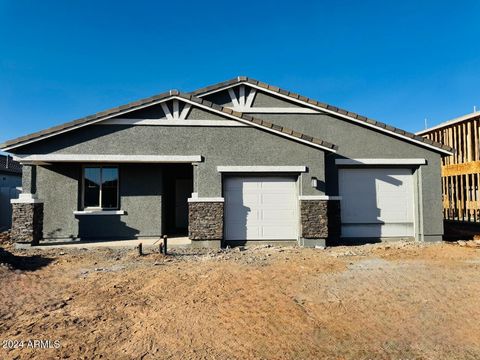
[422,115,480,222]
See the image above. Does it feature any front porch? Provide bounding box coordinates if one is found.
[10,159,209,245]
[14,235,194,250]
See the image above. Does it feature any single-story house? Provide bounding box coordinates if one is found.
[0,155,22,231]
[1,77,452,247]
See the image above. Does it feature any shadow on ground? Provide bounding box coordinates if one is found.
[328,238,382,247]
[443,220,480,241]
[0,247,54,271]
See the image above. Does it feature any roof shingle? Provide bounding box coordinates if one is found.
[0,155,22,174]
[192,76,453,153]
[0,91,337,152]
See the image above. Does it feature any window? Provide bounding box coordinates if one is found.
[83,166,119,209]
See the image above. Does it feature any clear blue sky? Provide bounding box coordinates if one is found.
[1,0,479,145]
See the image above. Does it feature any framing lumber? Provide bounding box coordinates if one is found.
[421,114,480,222]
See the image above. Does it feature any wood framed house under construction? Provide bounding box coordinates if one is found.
[417,111,480,222]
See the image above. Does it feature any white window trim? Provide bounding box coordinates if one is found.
[335,158,427,166]
[298,195,342,200]
[74,210,126,215]
[82,165,120,210]
[217,166,307,173]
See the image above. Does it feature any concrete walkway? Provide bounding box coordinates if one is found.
[15,237,192,250]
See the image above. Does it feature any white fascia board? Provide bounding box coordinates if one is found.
[298,195,342,200]
[73,210,126,215]
[335,158,427,166]
[14,154,203,164]
[197,82,452,156]
[187,197,224,203]
[217,166,307,173]
[228,107,319,114]
[2,94,335,154]
[100,119,248,127]
[1,97,184,152]
[172,97,336,153]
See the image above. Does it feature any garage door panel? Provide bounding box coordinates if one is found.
[224,177,298,241]
[339,168,414,238]
[260,195,294,210]
[341,223,414,238]
[225,225,259,240]
[242,193,260,204]
[260,180,296,191]
[262,225,297,239]
[378,208,413,222]
[262,209,296,221]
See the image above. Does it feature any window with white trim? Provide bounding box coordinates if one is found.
[83,166,119,209]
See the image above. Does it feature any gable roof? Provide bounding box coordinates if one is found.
[193,76,453,155]
[0,91,337,153]
[416,111,480,135]
[0,155,22,174]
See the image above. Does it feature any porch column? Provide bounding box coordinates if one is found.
[10,165,44,245]
[187,162,223,248]
[299,196,341,248]
[187,197,223,248]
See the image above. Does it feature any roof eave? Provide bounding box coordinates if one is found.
[1,91,336,153]
[194,77,453,155]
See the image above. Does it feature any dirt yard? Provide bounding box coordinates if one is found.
[1,240,480,360]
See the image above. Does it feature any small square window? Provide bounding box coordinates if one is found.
[83,166,119,209]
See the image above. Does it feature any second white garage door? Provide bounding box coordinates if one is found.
[339,168,415,238]
[224,177,298,240]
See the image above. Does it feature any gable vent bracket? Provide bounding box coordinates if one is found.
[228,85,256,111]
[161,99,191,120]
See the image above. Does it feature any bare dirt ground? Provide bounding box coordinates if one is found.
[1,241,480,360]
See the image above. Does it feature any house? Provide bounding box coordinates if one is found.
[0,154,22,231]
[0,77,452,247]
[417,111,480,222]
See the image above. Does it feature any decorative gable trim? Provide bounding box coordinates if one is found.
[100,119,247,127]
[1,91,337,153]
[193,77,453,155]
[210,83,318,114]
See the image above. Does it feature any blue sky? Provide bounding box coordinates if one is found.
[1,0,479,145]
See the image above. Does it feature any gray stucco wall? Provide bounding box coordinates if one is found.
[16,125,326,198]
[18,124,325,239]
[36,163,163,239]
[223,88,444,241]
[36,164,79,239]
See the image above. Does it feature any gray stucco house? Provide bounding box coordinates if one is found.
[1,77,452,247]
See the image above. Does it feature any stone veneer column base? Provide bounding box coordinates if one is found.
[188,201,224,241]
[300,199,341,247]
[11,201,44,245]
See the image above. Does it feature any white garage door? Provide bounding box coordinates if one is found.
[339,168,414,238]
[224,177,298,240]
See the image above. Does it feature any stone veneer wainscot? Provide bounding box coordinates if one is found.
[188,201,224,240]
[11,202,44,245]
[300,199,340,241]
